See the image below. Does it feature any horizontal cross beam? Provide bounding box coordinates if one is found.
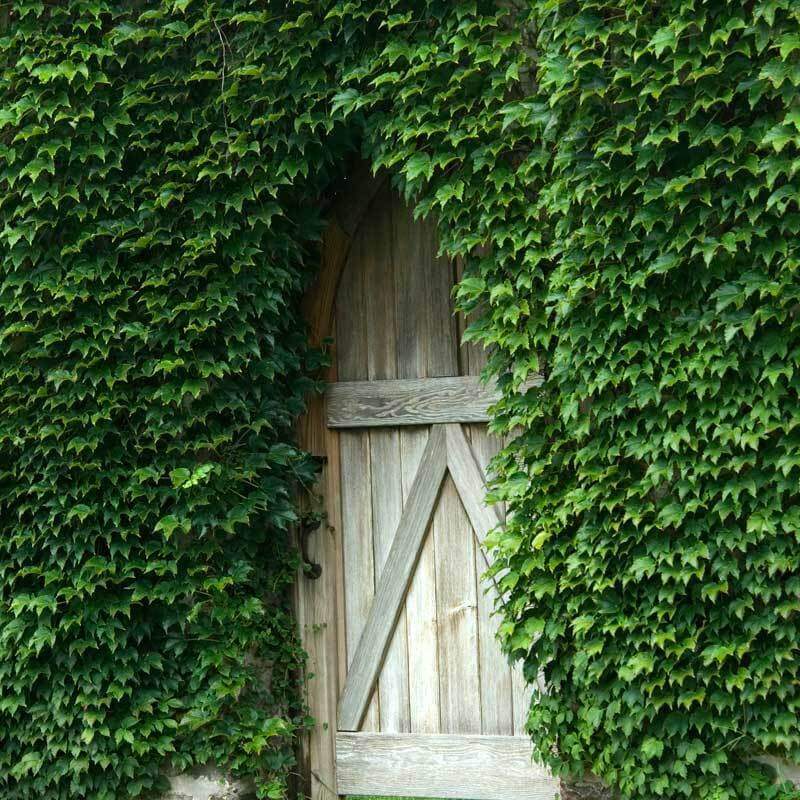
[326,375,542,429]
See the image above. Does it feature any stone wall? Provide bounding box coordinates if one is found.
[163,769,255,800]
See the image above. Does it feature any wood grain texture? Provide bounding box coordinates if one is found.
[393,196,443,735]
[338,426,448,732]
[336,221,380,731]
[393,198,431,377]
[421,213,460,377]
[339,431,379,731]
[301,163,387,349]
[369,428,410,732]
[336,732,557,800]
[363,187,410,733]
[434,475,481,735]
[445,423,504,564]
[326,375,526,427]
[403,441,441,734]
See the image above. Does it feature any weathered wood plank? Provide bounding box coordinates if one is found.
[339,431,379,731]
[364,187,410,733]
[335,224,368,383]
[393,200,431,377]
[469,425,514,735]
[336,732,557,800]
[400,429,440,734]
[445,423,504,563]
[393,196,442,735]
[365,184,399,383]
[421,214,460,377]
[301,163,387,350]
[369,428,410,732]
[434,475,482,735]
[338,426,448,731]
[327,375,543,428]
[336,222,380,731]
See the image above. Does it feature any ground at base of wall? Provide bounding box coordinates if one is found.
[164,769,255,800]
[560,776,614,800]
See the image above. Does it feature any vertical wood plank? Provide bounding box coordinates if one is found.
[339,431,379,732]
[364,186,398,383]
[296,391,342,799]
[393,197,440,734]
[470,428,514,735]
[336,224,380,732]
[457,250,519,738]
[434,476,482,735]
[422,216,460,378]
[335,226,369,382]
[363,189,410,733]
[369,430,411,732]
[393,200,429,376]
[399,432,440,734]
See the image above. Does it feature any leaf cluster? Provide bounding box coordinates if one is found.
[0,2,347,798]
[4,2,800,800]
[313,1,800,797]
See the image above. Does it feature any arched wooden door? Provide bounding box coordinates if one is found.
[297,178,555,800]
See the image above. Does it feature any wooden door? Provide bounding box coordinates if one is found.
[298,182,555,800]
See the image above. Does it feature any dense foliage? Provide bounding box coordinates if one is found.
[0,3,344,798]
[2,1,800,799]
[323,1,800,797]
[479,3,800,799]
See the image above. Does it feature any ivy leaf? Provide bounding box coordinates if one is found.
[405,152,432,182]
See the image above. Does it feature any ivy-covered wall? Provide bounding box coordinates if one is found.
[481,4,800,799]
[0,3,347,798]
[2,2,800,800]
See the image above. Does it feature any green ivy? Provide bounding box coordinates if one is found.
[2,2,800,799]
[0,3,348,798]
[471,3,800,799]
[318,1,800,797]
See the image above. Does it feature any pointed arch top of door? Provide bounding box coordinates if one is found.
[303,161,389,349]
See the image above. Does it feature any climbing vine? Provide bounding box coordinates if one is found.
[1,2,799,800]
[468,3,800,799]
[0,3,346,798]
